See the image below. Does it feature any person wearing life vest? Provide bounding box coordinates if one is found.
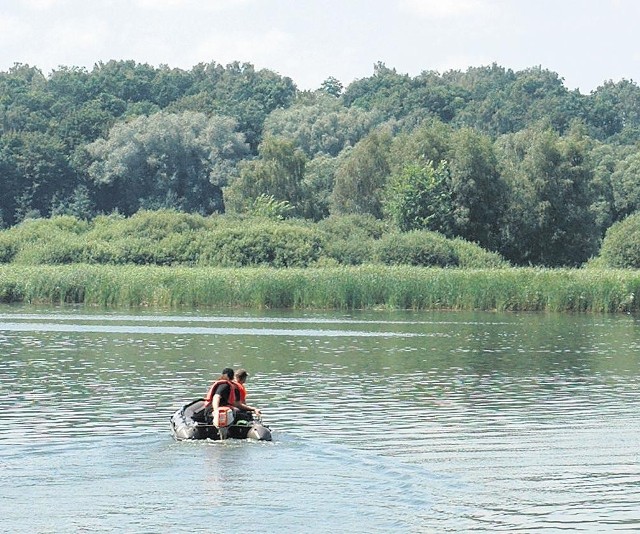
[233,368,261,417]
[204,367,238,428]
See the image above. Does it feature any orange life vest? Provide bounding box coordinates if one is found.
[204,379,236,407]
[235,381,247,403]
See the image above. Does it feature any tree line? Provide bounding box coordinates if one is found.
[2,59,640,267]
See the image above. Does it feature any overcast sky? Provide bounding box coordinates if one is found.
[1,0,639,94]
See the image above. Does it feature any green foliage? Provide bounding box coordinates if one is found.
[388,119,452,173]
[330,130,391,218]
[0,131,74,225]
[51,185,96,219]
[387,121,504,248]
[599,212,640,268]
[384,161,454,234]
[170,61,297,150]
[317,213,389,240]
[297,153,341,221]
[263,93,380,157]
[317,214,389,265]
[193,220,322,268]
[375,230,508,268]
[86,111,248,215]
[0,210,508,270]
[586,79,640,141]
[225,136,307,217]
[447,127,506,248]
[225,137,307,216]
[610,151,640,220]
[496,126,598,266]
[376,231,457,267]
[5,59,640,267]
[0,233,17,263]
[248,194,293,220]
[449,237,510,268]
[320,77,344,97]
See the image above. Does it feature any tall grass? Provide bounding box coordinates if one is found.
[1,264,640,312]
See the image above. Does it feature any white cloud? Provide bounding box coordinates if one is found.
[399,0,490,18]
[19,0,68,10]
[133,0,249,11]
[193,29,294,70]
[432,53,496,74]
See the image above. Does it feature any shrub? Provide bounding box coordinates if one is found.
[195,221,323,267]
[599,212,640,268]
[12,237,85,264]
[317,214,389,240]
[450,238,509,268]
[322,235,375,265]
[88,209,209,241]
[376,231,458,267]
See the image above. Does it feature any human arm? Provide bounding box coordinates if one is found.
[235,399,261,415]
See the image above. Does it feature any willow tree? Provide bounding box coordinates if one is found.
[86,111,248,215]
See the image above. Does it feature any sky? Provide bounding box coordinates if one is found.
[1,0,639,94]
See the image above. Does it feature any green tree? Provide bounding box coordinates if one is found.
[172,61,297,150]
[330,129,391,218]
[388,119,452,174]
[610,151,640,220]
[389,121,505,248]
[263,93,380,157]
[86,111,248,215]
[586,141,636,233]
[0,131,73,224]
[320,76,344,97]
[496,126,598,266]
[447,127,506,248]
[384,161,454,234]
[342,62,465,124]
[225,136,307,216]
[50,184,96,219]
[298,153,342,221]
[586,79,640,141]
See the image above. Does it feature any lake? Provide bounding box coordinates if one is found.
[1,305,639,532]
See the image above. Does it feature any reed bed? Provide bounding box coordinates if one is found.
[1,264,639,312]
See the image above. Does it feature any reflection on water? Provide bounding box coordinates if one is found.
[1,306,640,532]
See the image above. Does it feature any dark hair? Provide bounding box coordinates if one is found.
[221,367,234,379]
[236,369,248,381]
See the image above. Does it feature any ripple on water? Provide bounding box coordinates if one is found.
[2,310,640,531]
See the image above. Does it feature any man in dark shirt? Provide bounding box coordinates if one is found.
[211,367,235,409]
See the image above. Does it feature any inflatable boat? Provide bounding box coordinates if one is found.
[170,399,272,441]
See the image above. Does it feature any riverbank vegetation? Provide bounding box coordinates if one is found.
[0,210,506,268]
[3,60,640,269]
[1,264,639,313]
[3,60,640,313]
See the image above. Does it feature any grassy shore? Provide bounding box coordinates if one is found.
[1,264,639,313]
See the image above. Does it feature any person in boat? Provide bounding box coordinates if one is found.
[203,367,237,423]
[233,368,261,418]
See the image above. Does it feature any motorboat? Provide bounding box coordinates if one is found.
[170,399,272,441]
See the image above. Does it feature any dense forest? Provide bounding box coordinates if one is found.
[2,59,640,268]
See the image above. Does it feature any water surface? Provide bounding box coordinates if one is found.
[1,305,639,532]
